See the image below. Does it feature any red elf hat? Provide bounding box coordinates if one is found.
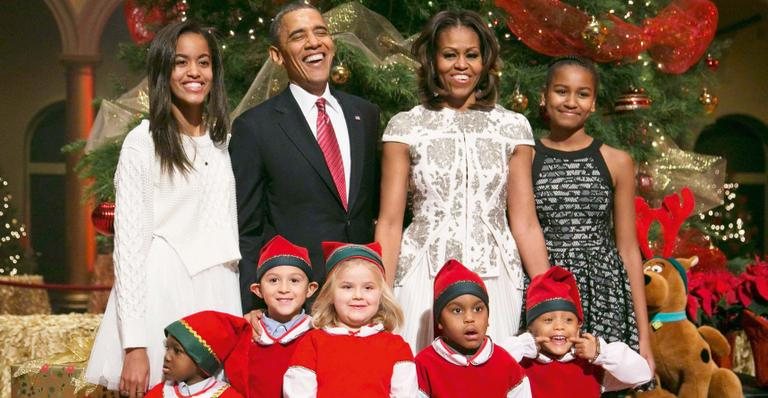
[321,241,385,275]
[433,259,489,328]
[165,311,251,396]
[526,266,583,325]
[256,235,313,282]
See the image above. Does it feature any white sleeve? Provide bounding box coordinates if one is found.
[282,366,317,398]
[390,361,418,398]
[507,377,532,398]
[113,136,153,349]
[594,338,653,392]
[497,332,538,362]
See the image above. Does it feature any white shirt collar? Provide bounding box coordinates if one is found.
[322,323,385,337]
[431,336,494,366]
[175,377,218,395]
[535,350,576,363]
[289,82,340,115]
[256,314,313,346]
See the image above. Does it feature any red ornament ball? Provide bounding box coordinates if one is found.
[92,202,115,236]
[636,173,654,194]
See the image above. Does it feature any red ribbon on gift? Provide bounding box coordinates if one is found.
[496,0,718,74]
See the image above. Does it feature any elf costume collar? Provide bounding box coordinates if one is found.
[256,314,313,346]
[432,336,494,366]
[323,323,385,337]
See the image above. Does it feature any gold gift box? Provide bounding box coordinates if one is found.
[11,362,117,398]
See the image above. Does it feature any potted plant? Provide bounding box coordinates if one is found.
[687,257,768,385]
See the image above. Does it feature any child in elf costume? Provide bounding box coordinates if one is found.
[247,235,318,397]
[415,259,531,398]
[146,311,250,397]
[500,266,652,397]
[282,242,417,397]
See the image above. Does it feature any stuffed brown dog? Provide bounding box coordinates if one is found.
[636,256,742,397]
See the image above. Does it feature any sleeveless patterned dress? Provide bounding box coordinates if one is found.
[532,138,639,349]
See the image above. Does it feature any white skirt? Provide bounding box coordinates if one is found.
[395,259,523,354]
[84,238,242,391]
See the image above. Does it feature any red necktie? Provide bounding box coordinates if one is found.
[316,98,347,210]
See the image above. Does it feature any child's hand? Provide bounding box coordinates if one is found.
[244,309,265,341]
[570,332,599,362]
[534,335,550,356]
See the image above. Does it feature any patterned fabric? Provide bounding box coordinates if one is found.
[382,105,534,282]
[383,105,534,351]
[316,98,347,209]
[531,138,639,349]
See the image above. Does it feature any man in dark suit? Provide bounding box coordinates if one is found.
[230,2,380,311]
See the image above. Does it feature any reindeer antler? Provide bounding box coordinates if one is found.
[635,187,696,259]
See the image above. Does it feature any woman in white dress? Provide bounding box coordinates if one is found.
[85,21,242,397]
[375,10,550,352]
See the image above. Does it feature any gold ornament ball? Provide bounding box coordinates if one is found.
[699,88,719,115]
[331,64,350,84]
[581,16,608,49]
[508,91,529,112]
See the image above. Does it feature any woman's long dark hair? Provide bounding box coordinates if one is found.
[412,10,501,111]
[147,20,229,175]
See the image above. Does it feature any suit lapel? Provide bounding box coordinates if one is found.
[273,90,340,205]
[335,90,364,212]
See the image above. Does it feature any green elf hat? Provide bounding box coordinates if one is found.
[164,311,251,396]
[256,235,313,281]
[321,241,385,275]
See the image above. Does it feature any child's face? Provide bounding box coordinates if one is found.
[251,266,318,323]
[543,64,596,132]
[528,310,581,358]
[163,335,205,384]
[437,294,489,354]
[332,262,382,330]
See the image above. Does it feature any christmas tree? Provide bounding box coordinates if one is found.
[90,0,729,247]
[0,175,31,276]
[121,0,721,157]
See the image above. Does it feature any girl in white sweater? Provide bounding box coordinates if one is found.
[85,20,242,398]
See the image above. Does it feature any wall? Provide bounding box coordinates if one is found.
[0,1,141,224]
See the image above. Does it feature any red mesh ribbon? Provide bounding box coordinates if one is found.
[497,0,718,74]
[124,0,170,45]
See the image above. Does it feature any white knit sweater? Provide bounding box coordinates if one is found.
[112,120,241,348]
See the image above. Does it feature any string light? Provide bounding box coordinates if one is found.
[0,176,28,275]
[698,182,749,243]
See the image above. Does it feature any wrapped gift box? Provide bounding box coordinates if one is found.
[11,362,117,398]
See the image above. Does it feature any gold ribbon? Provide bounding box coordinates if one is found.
[638,136,726,214]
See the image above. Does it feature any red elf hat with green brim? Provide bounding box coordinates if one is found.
[526,266,583,326]
[321,241,385,275]
[164,311,251,396]
[257,235,313,282]
[433,259,489,335]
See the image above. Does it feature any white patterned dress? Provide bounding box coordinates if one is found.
[382,105,534,352]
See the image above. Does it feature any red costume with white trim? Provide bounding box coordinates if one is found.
[499,267,652,397]
[283,324,417,397]
[145,379,243,398]
[248,315,313,398]
[415,337,529,398]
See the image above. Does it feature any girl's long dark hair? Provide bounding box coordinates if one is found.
[147,20,229,175]
[412,10,501,111]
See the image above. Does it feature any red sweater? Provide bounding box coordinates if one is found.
[145,379,243,397]
[415,338,527,397]
[287,327,414,397]
[520,357,604,398]
[248,315,312,398]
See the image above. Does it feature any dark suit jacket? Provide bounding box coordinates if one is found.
[229,87,381,311]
